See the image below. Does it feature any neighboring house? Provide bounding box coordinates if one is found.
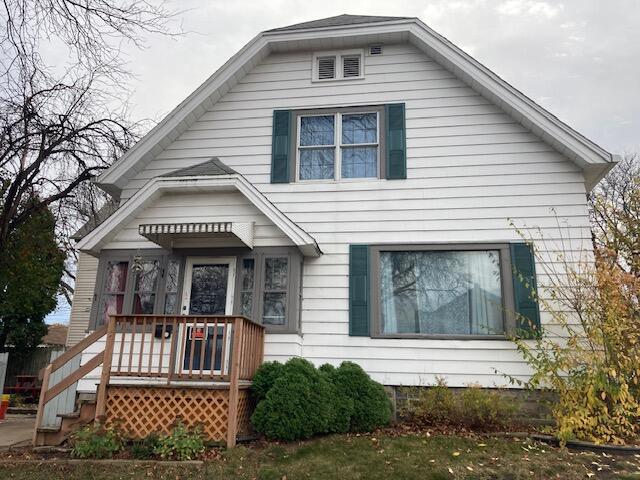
[39,14,616,446]
[3,324,67,399]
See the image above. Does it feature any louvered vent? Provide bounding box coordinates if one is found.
[317,57,335,80]
[369,44,383,55]
[343,55,361,78]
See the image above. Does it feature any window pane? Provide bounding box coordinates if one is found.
[341,147,377,178]
[105,261,128,292]
[165,260,180,293]
[379,250,503,335]
[134,260,160,292]
[342,113,377,144]
[164,293,178,314]
[241,292,253,318]
[263,292,286,325]
[300,115,334,146]
[133,293,156,314]
[299,148,334,180]
[265,257,288,290]
[102,294,124,325]
[189,264,229,315]
[241,258,255,290]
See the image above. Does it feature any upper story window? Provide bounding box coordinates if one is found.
[296,109,380,181]
[312,49,364,81]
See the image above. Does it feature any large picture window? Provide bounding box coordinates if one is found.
[297,109,380,181]
[370,244,515,338]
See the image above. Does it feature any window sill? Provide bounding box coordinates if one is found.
[370,333,510,341]
[310,76,365,83]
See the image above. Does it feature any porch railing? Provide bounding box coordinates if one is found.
[35,315,265,447]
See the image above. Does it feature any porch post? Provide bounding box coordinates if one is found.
[226,317,244,448]
[95,316,116,421]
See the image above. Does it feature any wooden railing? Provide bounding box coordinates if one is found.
[35,314,265,447]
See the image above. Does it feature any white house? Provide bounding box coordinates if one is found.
[38,14,616,446]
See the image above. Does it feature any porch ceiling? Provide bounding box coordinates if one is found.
[138,221,254,249]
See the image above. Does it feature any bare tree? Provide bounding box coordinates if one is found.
[0,1,180,302]
[589,154,640,277]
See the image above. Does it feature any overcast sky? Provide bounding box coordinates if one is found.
[46,0,639,324]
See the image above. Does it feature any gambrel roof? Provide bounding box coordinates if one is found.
[95,15,617,196]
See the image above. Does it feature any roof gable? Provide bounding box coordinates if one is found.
[96,16,616,195]
[267,14,412,32]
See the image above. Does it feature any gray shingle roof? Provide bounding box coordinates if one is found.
[161,157,237,177]
[267,14,412,32]
[72,200,119,240]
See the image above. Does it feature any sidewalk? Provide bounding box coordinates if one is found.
[0,414,35,449]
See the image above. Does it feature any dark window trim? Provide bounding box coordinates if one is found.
[90,247,302,334]
[369,243,516,340]
[289,105,386,182]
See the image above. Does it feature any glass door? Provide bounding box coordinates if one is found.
[179,257,236,375]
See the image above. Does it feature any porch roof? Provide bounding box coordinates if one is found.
[138,221,254,249]
[76,159,321,256]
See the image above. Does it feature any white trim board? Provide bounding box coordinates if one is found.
[95,17,616,195]
[76,174,322,257]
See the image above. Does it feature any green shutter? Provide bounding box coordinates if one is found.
[349,244,370,336]
[510,243,541,338]
[271,110,291,183]
[385,103,406,179]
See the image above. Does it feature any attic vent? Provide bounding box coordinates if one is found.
[317,57,336,80]
[342,55,361,78]
[369,44,383,55]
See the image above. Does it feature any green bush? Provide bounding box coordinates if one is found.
[70,423,123,459]
[153,421,205,460]
[130,433,160,459]
[319,364,353,434]
[330,361,392,432]
[251,361,285,401]
[399,380,517,430]
[251,359,334,441]
[251,358,390,440]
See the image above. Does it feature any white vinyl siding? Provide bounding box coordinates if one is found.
[87,42,594,388]
[66,253,99,346]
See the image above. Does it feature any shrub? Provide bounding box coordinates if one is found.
[331,361,392,432]
[458,385,518,429]
[154,421,205,460]
[319,364,354,433]
[399,379,517,430]
[252,358,391,440]
[251,359,333,441]
[130,433,159,459]
[70,423,122,459]
[399,378,458,427]
[251,361,285,402]
[508,221,640,445]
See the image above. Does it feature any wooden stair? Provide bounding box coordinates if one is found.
[34,395,96,446]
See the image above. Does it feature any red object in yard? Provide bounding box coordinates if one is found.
[0,395,9,420]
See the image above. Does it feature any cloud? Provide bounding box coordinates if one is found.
[496,1,564,18]
[117,0,638,154]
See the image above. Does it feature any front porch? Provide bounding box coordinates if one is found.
[34,315,264,447]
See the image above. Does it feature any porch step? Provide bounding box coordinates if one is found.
[34,398,97,447]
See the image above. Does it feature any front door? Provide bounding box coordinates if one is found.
[179,257,236,374]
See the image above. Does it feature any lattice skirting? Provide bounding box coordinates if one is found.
[105,385,253,442]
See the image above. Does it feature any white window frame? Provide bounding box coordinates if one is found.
[296,110,380,182]
[312,49,365,82]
